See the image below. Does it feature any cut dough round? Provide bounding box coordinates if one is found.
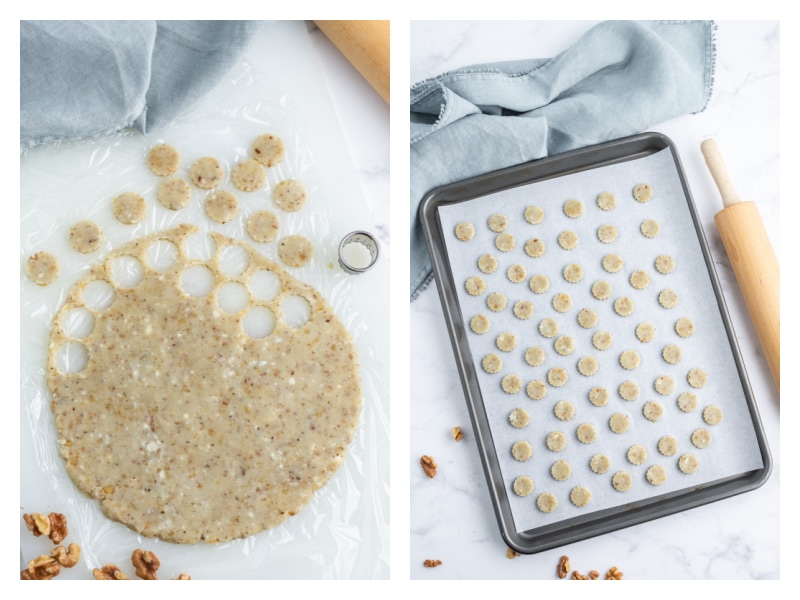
[26,251,59,286]
[588,387,609,407]
[612,471,633,492]
[640,219,660,238]
[563,199,584,218]
[703,405,724,425]
[619,350,640,370]
[502,374,523,394]
[470,314,491,334]
[274,179,308,212]
[465,276,486,296]
[509,408,531,429]
[602,253,623,273]
[577,308,598,329]
[675,317,695,338]
[591,280,612,301]
[662,344,682,365]
[539,318,559,338]
[546,431,568,452]
[157,178,192,211]
[507,264,526,283]
[597,191,616,211]
[635,322,655,343]
[524,237,545,257]
[597,224,618,244]
[455,221,475,241]
[513,300,534,320]
[578,356,599,376]
[527,379,547,401]
[570,486,592,507]
[513,476,535,497]
[511,440,533,461]
[547,367,568,387]
[691,428,712,449]
[147,143,180,176]
[677,392,698,413]
[627,444,647,465]
[524,205,545,224]
[618,380,639,401]
[529,274,550,294]
[554,400,575,421]
[232,159,267,192]
[551,460,572,481]
[609,413,629,433]
[557,230,578,250]
[592,330,612,351]
[654,375,675,396]
[655,254,675,274]
[687,368,708,389]
[576,423,597,444]
[251,133,285,167]
[590,453,611,474]
[642,401,664,422]
[246,210,280,243]
[629,270,650,290]
[525,347,546,367]
[478,254,498,274]
[496,332,517,352]
[487,292,508,312]
[69,220,103,254]
[646,465,667,486]
[190,157,224,189]
[552,293,572,313]
[563,263,584,283]
[678,454,700,474]
[496,232,515,252]
[205,190,239,223]
[483,354,503,374]
[614,296,635,316]
[488,213,509,232]
[658,435,679,457]
[633,183,653,203]
[536,492,558,513]
[112,192,146,225]
[278,234,313,268]
[554,335,575,356]
[658,289,679,309]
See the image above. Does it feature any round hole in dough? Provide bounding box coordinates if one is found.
[552,293,572,313]
[112,192,146,225]
[496,332,517,352]
[590,453,611,474]
[563,263,584,283]
[588,387,609,407]
[577,308,598,329]
[618,380,639,401]
[640,219,660,238]
[27,251,59,286]
[513,300,534,320]
[635,322,655,343]
[626,444,647,466]
[251,133,285,167]
[524,237,544,257]
[242,306,276,339]
[563,199,584,218]
[478,253,498,274]
[205,190,239,223]
[217,281,250,314]
[539,318,559,338]
[507,264,527,283]
[526,379,547,400]
[513,476,534,497]
[614,296,634,316]
[658,435,679,457]
[570,486,591,507]
[54,341,89,374]
[558,230,579,250]
[554,336,575,356]
[592,330,612,351]
[60,307,95,339]
[181,265,216,298]
[609,413,629,434]
[687,368,708,389]
[703,405,724,425]
[646,465,667,486]
[157,178,192,211]
[677,392,698,412]
[536,492,558,513]
[662,344,682,365]
[597,224,618,244]
[691,428,712,449]
[147,143,180,176]
[511,440,533,461]
[278,234,313,268]
[249,269,282,302]
[678,453,700,474]
[654,375,675,396]
[592,281,612,301]
[524,205,545,224]
[109,255,145,288]
[612,471,633,492]
[642,401,664,422]
[246,210,280,243]
[551,460,572,481]
[470,314,491,334]
[455,221,475,241]
[578,356,599,376]
[70,220,104,254]
[547,367,568,387]
[524,347,546,367]
[529,274,550,294]
[496,232,515,252]
[218,244,250,277]
[633,183,653,203]
[629,270,650,290]
[509,408,531,429]
[190,157,224,189]
[488,213,508,232]
[487,292,507,312]
[546,431,567,452]
[185,231,217,262]
[602,253,623,273]
[81,279,116,311]
[655,254,675,274]
[554,400,575,421]
[482,353,503,374]
[465,276,486,296]
[576,423,597,444]
[619,349,640,370]
[273,179,308,212]
[675,317,695,338]
[280,294,312,328]
[145,239,180,272]
[232,159,267,192]
[502,374,523,394]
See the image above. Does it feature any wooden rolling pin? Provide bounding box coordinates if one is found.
[701,139,780,391]
[314,20,390,104]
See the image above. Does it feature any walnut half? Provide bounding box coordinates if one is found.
[420,455,437,478]
[22,512,68,544]
[92,564,130,580]
[605,566,624,580]
[132,549,161,580]
[423,559,442,568]
[21,555,61,580]
[51,543,81,568]
[557,555,570,579]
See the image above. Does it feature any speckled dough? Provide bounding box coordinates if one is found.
[578,356,599,376]
[496,232,515,252]
[614,296,634,316]
[511,440,533,461]
[529,274,550,294]
[205,191,239,224]
[483,353,503,374]
[577,308,598,329]
[487,292,507,312]
[513,476,535,497]
[629,270,650,290]
[588,387,609,407]
[597,224,618,243]
[609,413,629,434]
[642,401,664,422]
[546,431,567,452]
[640,219,660,238]
[658,289,679,309]
[619,350,640,370]
[465,276,486,296]
[488,213,508,232]
[576,423,597,444]
[509,408,531,429]
[547,367,568,387]
[507,264,527,283]
[563,199,584,218]
[675,317,695,338]
[570,486,592,507]
[157,178,192,210]
[524,237,545,257]
[658,435,679,457]
[677,392,698,412]
[278,234,313,268]
[592,330,612,351]
[552,293,572,313]
[635,322,655,343]
[190,157,224,189]
[590,453,610,474]
[691,428,712,449]
[551,460,572,481]
[455,222,475,241]
[633,183,653,202]
[147,143,180,176]
[646,465,667,486]
[558,230,578,250]
[513,300,534,320]
[687,368,708,389]
[618,380,639,401]
[655,255,675,274]
[554,336,575,356]
[27,251,59,286]
[274,179,308,212]
[662,344,682,365]
[526,379,547,400]
[478,254,498,274]
[232,159,267,192]
[112,192,146,225]
[563,263,584,283]
[246,210,280,243]
[597,191,616,211]
[654,375,675,396]
[612,471,633,492]
[69,220,103,254]
[47,225,361,544]
[627,444,647,465]
[502,374,523,394]
[539,318,559,338]
[524,205,545,224]
[592,280,612,301]
[251,133,285,167]
[525,347,546,368]
[602,253,623,273]
[554,400,575,422]
[703,405,724,425]
[496,331,517,352]
[537,492,558,513]
[678,454,700,474]
[470,314,491,334]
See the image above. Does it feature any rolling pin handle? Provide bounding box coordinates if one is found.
[701,139,742,208]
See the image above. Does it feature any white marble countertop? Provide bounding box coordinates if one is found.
[410,20,780,580]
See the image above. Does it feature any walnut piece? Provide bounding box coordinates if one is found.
[605,566,624,580]
[132,549,161,580]
[22,511,68,544]
[51,543,81,568]
[557,555,570,579]
[572,570,589,580]
[23,513,50,538]
[588,570,600,580]
[48,513,68,544]
[93,564,130,580]
[175,573,192,580]
[420,455,438,478]
[506,547,520,559]
[21,554,61,580]
[423,559,442,568]
[451,426,464,442]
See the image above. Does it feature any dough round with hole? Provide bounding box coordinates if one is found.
[662,344,682,365]
[576,423,597,444]
[251,133,285,167]
[627,444,647,465]
[592,330,612,351]
[609,413,629,433]
[274,179,307,212]
[513,476,534,497]
[496,232,515,252]
[578,356,599,376]
[496,332,517,352]
[703,405,724,425]
[570,486,591,507]
[465,276,486,296]
[527,379,547,401]
[513,300,534,320]
[112,192,146,225]
[525,347,546,367]
[602,253,623,273]
[658,435,679,457]
[554,336,575,356]
[677,392,698,413]
[552,293,572,313]
[525,205,544,224]
[678,454,700,474]
[470,314,491,334]
[675,318,695,338]
[27,251,59,286]
[619,350,640,370]
[190,157,224,189]
[612,471,632,492]
[69,220,103,254]
[524,237,545,257]
[511,440,533,461]
[509,408,531,429]
[529,273,550,294]
[655,254,675,274]
[691,428,712,449]
[646,465,666,486]
[577,308,598,329]
[633,183,653,203]
[546,431,567,452]
[563,199,584,218]
[147,143,180,176]
[47,225,361,544]
[488,213,508,232]
[558,230,578,250]
[597,224,618,244]
[455,221,475,241]
[687,368,708,389]
[536,492,558,513]
[247,210,280,243]
[502,374,523,394]
[478,254,498,274]
[563,263,583,283]
[590,453,610,474]
[629,270,650,290]
[642,401,664,422]
[278,234,313,268]
[158,178,192,210]
[635,322,655,343]
[551,460,572,481]
[507,264,526,283]
[482,353,503,374]
[597,191,616,211]
[232,159,267,192]
[654,375,675,396]
[588,387,609,407]
[554,400,575,421]
[618,380,639,401]
[547,367,568,387]
[539,318,559,338]
[487,292,507,312]
[205,190,239,223]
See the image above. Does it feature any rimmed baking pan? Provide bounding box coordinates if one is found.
[419,132,771,554]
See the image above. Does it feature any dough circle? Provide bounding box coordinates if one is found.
[546,431,567,452]
[640,219,660,238]
[570,486,592,507]
[614,296,634,316]
[47,225,361,544]
[246,210,280,243]
[577,308,598,329]
[455,221,475,241]
[190,157,224,189]
[525,348,546,368]
[588,387,609,407]
[274,179,308,212]
[557,230,578,250]
[662,344,682,365]
[646,465,667,486]
[502,374,523,394]
[626,444,647,466]
[513,300,534,320]
[482,353,503,374]
[278,234,313,268]
[658,289,679,309]
[654,375,675,396]
[576,423,597,444]
[524,237,545,258]
[511,440,533,461]
[470,314,491,334]
[678,454,700,474]
[529,274,550,294]
[524,205,545,224]
[69,220,103,254]
[590,453,611,474]
[487,292,507,312]
[609,413,629,434]
[687,368,708,389]
[563,263,584,283]
[496,331,517,352]
[513,476,535,497]
[147,143,180,176]
[496,232,515,252]
[677,392,698,413]
[157,178,192,210]
[612,471,633,492]
[551,460,572,481]
[691,428,712,449]
[658,435,679,457]
[554,335,575,356]
[619,349,640,370]
[251,133,285,167]
[465,276,486,296]
[507,264,527,283]
[536,492,558,513]
[629,270,650,290]
[675,317,695,338]
[539,318,559,338]
[478,254,498,274]
[635,322,656,343]
[597,191,616,211]
[563,199,584,218]
[547,367,568,387]
[642,401,664,422]
[554,400,575,422]
[618,380,639,401]
[602,253,623,273]
[27,251,59,286]
[703,405,724,425]
[205,190,239,224]
[655,254,675,274]
[231,159,267,192]
[508,408,531,429]
[488,213,508,232]
[592,280,612,301]
[597,224,618,243]
[552,293,572,313]
[578,356,599,376]
[526,379,547,401]
[633,183,654,203]
[112,192,146,225]
[592,330,613,351]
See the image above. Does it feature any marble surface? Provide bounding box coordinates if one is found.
[410,21,780,580]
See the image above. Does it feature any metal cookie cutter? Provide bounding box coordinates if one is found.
[338,231,380,274]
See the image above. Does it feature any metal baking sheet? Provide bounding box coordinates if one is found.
[419,132,771,554]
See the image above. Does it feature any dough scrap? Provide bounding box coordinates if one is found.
[478,254,498,274]
[554,336,575,356]
[646,465,667,486]
[609,413,629,434]
[470,314,491,334]
[588,387,609,407]
[592,330,612,351]
[554,400,575,422]
[658,435,679,457]
[502,374,523,394]
[496,232,515,252]
[551,460,572,481]
[597,191,616,211]
[273,179,308,212]
[602,253,623,273]
[511,440,533,461]
[658,289,679,309]
[552,293,572,313]
[27,251,59,286]
[654,375,675,396]
[482,353,503,374]
[619,349,640,370]
[633,183,653,203]
[524,237,545,257]
[190,157,224,189]
[578,356,599,376]
[526,380,547,401]
[147,143,180,176]
[629,270,650,290]
[635,322,655,343]
[703,405,724,426]
[487,292,507,312]
[563,263,584,283]
[536,492,558,513]
[112,192,146,225]
[662,344,682,365]
[509,408,531,429]
[590,453,610,474]
[563,199,584,218]
[570,486,591,507]
[546,431,567,452]
[524,205,545,224]
[627,444,647,466]
[675,317,695,338]
[455,221,475,241]
[642,401,664,422]
[157,178,192,210]
[577,308,598,329]
[576,423,597,444]
[613,296,634,316]
[655,255,675,274]
[687,368,708,389]
[677,392,698,413]
[205,190,239,223]
[251,133,285,167]
[525,348,546,368]
[465,276,486,296]
[507,264,527,283]
[539,318,559,338]
[278,234,313,268]
[557,230,578,250]
[547,367,568,387]
[513,476,535,497]
[678,454,700,474]
[612,471,632,492]
[488,213,508,232]
[641,219,660,239]
[231,159,267,192]
[597,224,618,244]
[691,428,712,449]
[513,300,534,320]
[496,332,517,352]
[529,273,550,294]
[69,220,103,254]
[618,380,639,401]
[246,210,280,243]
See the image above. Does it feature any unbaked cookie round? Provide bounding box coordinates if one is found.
[591,280,612,301]
[483,354,503,374]
[655,254,675,274]
[578,356,599,376]
[278,234,313,268]
[640,219,660,238]
[592,330,613,351]
[536,492,558,513]
[496,232,515,252]
[677,392,698,412]
[609,413,629,433]
[597,191,616,211]
[658,289,679,309]
[703,405,724,425]
[590,453,611,474]
[525,205,545,224]
[513,300,534,320]
[488,213,509,232]
[524,237,545,258]
[675,317,695,338]
[547,367,568,387]
[619,350,640,370]
[557,230,578,250]
[654,375,675,396]
[602,253,623,273]
[232,159,267,192]
[570,486,591,507]
[465,276,486,296]
[662,344,682,365]
[487,292,507,312]
[546,431,567,452]
[619,380,639,401]
[246,210,280,243]
[629,270,650,290]
[612,471,633,492]
[563,263,584,283]
[455,221,475,241]
[507,264,527,283]
[635,322,656,343]
[147,143,180,176]
[470,314,491,334]
[551,460,572,481]
[274,179,307,212]
[205,190,239,223]
[627,444,647,465]
[69,220,103,254]
[157,178,192,210]
[539,318,559,338]
[529,274,550,294]
[552,293,572,313]
[554,400,575,421]
[646,465,667,486]
[251,133,285,167]
[633,183,653,203]
[509,408,531,429]
[513,475,535,496]
[511,440,533,461]
[678,453,700,474]
[577,308,598,329]
[554,336,575,356]
[26,251,59,286]
[190,157,224,189]
[576,423,597,444]
[478,253,498,274]
[526,379,547,400]
[642,401,664,422]
[691,428,712,449]
[687,368,708,389]
[502,374,523,394]
[614,296,634,316]
[597,224,618,244]
[563,199,584,218]
[525,347,546,367]
[588,387,609,407]
[496,331,517,352]
[658,435,679,457]
[112,192,146,225]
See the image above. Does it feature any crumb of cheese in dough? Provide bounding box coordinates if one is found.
[488,213,509,232]
[675,317,695,338]
[470,314,491,334]
[455,221,475,241]
[551,460,572,481]
[597,224,618,244]
[246,210,280,243]
[678,454,700,474]
[578,356,599,376]
[536,492,558,513]
[525,347,546,367]
[608,413,629,433]
[539,318,559,338]
[525,205,545,224]
[508,408,531,429]
[231,159,267,192]
[547,367,568,387]
[655,254,675,274]
[563,263,584,283]
[626,444,647,465]
[646,465,667,486]
[251,133,285,167]
[662,344,682,365]
[554,400,575,421]
[613,296,634,316]
[69,220,103,254]
[552,293,572,313]
[554,336,575,356]
[654,375,675,396]
[642,401,664,422]
[592,330,612,351]
[641,219,660,238]
[597,191,616,211]
[658,289,679,309]
[496,232,515,252]
[278,234,313,268]
[205,190,239,223]
[577,308,598,329]
[478,253,498,274]
[635,322,655,343]
[526,379,547,400]
[576,423,597,444]
[658,435,679,457]
[147,143,180,176]
[687,368,708,389]
[524,237,545,258]
[619,349,640,370]
[546,431,567,452]
[629,270,650,290]
[487,291,507,312]
[563,199,584,218]
[590,453,610,474]
[612,471,632,492]
[502,374,523,394]
[570,486,591,507]
[513,476,534,496]
[588,387,609,407]
[618,380,639,401]
[27,251,59,286]
[677,392,698,412]
[511,440,533,461]
[592,281,612,301]
[273,179,308,212]
[465,276,486,296]
[703,405,724,425]
[157,178,192,210]
[529,274,550,294]
[633,183,653,202]
[558,230,578,250]
[602,253,623,273]
[691,428,712,449]
[190,157,224,189]
[496,332,517,352]
[482,353,503,374]
[507,264,526,283]
[112,192,146,225]
[513,300,534,320]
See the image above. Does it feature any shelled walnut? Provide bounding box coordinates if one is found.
[420,455,438,478]
[557,555,570,578]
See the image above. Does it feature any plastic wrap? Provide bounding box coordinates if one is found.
[20,48,388,579]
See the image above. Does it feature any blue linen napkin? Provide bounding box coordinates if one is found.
[20,20,261,151]
[410,20,715,300]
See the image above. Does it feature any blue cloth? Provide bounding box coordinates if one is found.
[410,20,716,300]
[21,20,261,151]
